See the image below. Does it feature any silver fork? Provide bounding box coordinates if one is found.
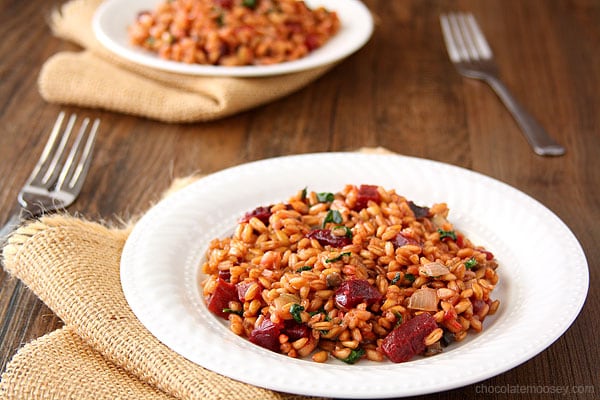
[440,13,565,156]
[0,113,98,368]
[0,112,100,241]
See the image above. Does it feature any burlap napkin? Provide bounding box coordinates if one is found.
[39,0,336,123]
[0,177,327,400]
[0,148,393,399]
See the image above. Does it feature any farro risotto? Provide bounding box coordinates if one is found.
[201,184,500,364]
[128,0,340,66]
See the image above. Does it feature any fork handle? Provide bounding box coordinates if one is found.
[485,77,565,156]
[0,213,21,247]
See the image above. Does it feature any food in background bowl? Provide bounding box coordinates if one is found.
[200,184,500,364]
[128,0,340,66]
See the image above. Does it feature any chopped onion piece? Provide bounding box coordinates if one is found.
[431,214,449,229]
[419,262,450,277]
[273,293,300,311]
[407,287,438,311]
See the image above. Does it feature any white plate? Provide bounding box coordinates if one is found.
[121,153,588,398]
[92,0,373,77]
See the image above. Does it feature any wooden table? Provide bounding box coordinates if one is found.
[1,0,598,398]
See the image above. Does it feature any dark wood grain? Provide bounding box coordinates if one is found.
[1,0,598,398]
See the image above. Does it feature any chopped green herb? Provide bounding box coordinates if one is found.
[464,257,478,270]
[300,187,307,200]
[404,273,416,283]
[290,304,304,324]
[215,13,225,27]
[242,0,257,9]
[390,272,401,285]
[145,37,155,46]
[316,192,335,203]
[222,308,242,316]
[393,311,403,327]
[437,228,457,241]
[325,251,351,263]
[309,308,331,321]
[340,348,365,364]
[296,265,312,272]
[322,209,343,228]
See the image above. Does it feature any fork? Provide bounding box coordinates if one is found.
[440,13,565,156]
[0,112,99,366]
[0,112,100,242]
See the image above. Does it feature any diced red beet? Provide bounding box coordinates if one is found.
[286,21,303,34]
[393,233,420,248]
[481,249,494,260]
[283,320,311,341]
[214,0,233,9]
[239,206,272,225]
[306,229,352,248]
[407,201,429,219]
[207,279,239,319]
[249,318,281,352]
[304,34,320,51]
[381,313,438,363]
[218,269,231,282]
[354,185,381,211]
[456,234,466,248]
[334,279,383,310]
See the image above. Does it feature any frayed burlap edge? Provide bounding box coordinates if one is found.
[1,149,396,399]
[1,215,327,400]
[0,181,332,400]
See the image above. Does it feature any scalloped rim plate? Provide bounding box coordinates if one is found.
[121,153,588,398]
[92,0,373,77]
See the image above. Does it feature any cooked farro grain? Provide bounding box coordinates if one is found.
[129,0,340,66]
[201,184,500,364]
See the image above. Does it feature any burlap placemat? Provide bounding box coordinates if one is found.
[39,0,337,123]
[0,184,324,400]
[0,148,393,399]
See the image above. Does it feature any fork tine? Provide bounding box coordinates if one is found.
[31,113,78,188]
[27,112,66,185]
[442,13,493,63]
[55,117,100,193]
[455,13,481,61]
[443,14,470,62]
[440,15,461,63]
[463,13,493,59]
[41,114,77,185]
